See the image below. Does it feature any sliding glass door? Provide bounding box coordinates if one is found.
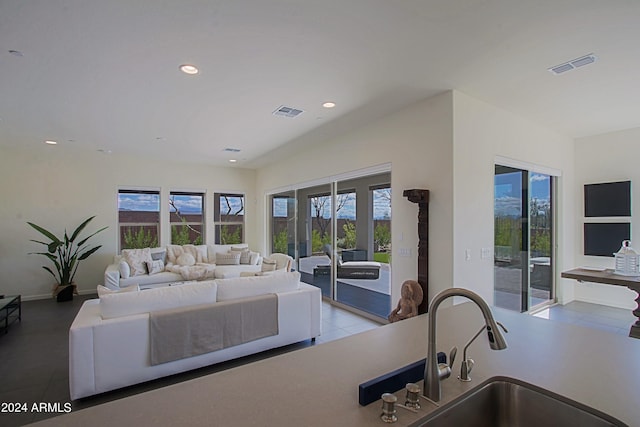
[267,171,391,320]
[494,165,553,312]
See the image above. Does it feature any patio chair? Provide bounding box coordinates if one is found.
[321,245,381,280]
[267,253,294,272]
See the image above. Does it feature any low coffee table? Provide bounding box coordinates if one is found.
[0,295,21,334]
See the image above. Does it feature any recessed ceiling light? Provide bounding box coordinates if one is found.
[322,102,336,108]
[44,140,57,145]
[229,159,237,163]
[179,64,199,75]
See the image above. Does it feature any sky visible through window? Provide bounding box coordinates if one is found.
[118,193,160,212]
[495,172,551,217]
[273,189,391,219]
[119,193,225,214]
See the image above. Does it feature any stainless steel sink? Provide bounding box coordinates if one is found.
[409,376,627,427]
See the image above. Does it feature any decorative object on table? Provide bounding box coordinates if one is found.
[403,188,430,313]
[388,279,423,323]
[614,240,640,276]
[28,216,107,301]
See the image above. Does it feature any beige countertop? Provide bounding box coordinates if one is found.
[32,302,640,426]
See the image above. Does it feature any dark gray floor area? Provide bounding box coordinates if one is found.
[0,295,635,426]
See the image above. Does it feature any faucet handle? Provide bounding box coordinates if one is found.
[448,346,457,370]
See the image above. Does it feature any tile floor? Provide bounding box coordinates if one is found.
[0,295,634,426]
[532,300,636,336]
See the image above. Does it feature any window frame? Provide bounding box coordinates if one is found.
[117,188,161,252]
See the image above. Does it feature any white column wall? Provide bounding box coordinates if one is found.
[256,92,455,308]
[451,92,576,306]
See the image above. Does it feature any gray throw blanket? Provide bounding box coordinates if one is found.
[149,294,278,365]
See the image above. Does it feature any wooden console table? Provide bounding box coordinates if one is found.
[561,268,640,339]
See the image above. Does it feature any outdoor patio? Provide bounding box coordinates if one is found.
[297,255,391,319]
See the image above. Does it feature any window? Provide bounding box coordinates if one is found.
[214,193,244,244]
[118,190,160,251]
[169,192,205,245]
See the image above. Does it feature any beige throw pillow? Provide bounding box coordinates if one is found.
[231,247,251,264]
[216,251,241,265]
[122,248,152,276]
[261,258,277,272]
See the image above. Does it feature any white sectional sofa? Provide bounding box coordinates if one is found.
[104,243,269,290]
[70,271,322,400]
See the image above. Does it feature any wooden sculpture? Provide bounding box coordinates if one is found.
[388,280,424,322]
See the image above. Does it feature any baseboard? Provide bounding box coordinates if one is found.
[20,289,96,302]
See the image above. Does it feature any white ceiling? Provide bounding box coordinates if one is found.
[1,0,639,168]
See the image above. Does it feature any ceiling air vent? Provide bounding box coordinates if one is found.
[273,105,304,118]
[223,147,241,153]
[548,53,597,75]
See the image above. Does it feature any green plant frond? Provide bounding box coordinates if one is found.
[27,222,61,244]
[69,216,96,242]
[29,239,51,246]
[78,245,102,261]
[42,266,59,283]
[76,226,107,247]
[30,251,58,262]
[28,217,106,287]
[47,241,62,253]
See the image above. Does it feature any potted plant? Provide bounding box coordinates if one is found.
[28,216,107,301]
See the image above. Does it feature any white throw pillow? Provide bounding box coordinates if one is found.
[146,259,165,275]
[216,271,300,301]
[216,251,241,265]
[249,251,260,265]
[122,248,152,276]
[176,253,196,266]
[97,284,139,298]
[118,260,131,279]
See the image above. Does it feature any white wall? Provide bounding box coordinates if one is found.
[0,146,256,300]
[452,92,577,306]
[256,92,455,307]
[573,127,640,309]
[256,90,579,312]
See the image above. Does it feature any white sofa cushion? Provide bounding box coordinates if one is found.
[100,280,217,319]
[214,264,261,279]
[97,284,140,297]
[119,271,183,288]
[216,271,300,302]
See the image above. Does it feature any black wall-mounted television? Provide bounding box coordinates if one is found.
[584,222,630,257]
[584,181,631,217]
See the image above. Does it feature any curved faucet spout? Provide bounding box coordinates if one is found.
[424,287,507,402]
